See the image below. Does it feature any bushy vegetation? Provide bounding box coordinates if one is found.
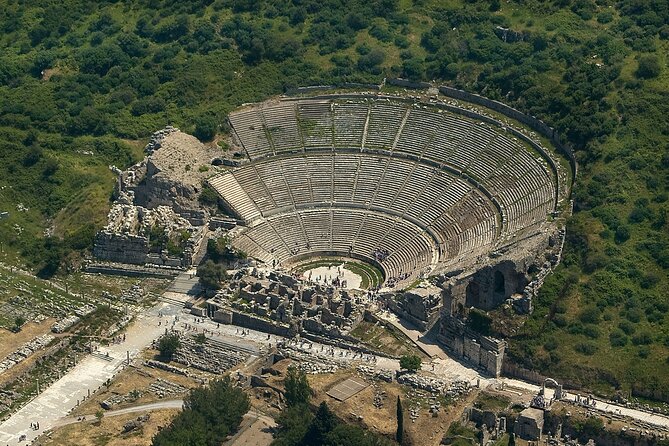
[0,0,666,400]
[399,355,422,373]
[152,376,249,446]
[206,235,246,263]
[196,259,228,290]
[157,332,181,360]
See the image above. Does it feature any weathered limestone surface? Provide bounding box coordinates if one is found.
[437,315,505,377]
[94,127,221,267]
[388,283,442,331]
[514,408,544,441]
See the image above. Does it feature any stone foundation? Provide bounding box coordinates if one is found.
[437,315,505,377]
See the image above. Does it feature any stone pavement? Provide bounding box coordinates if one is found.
[497,378,669,429]
[166,268,201,295]
[0,301,184,444]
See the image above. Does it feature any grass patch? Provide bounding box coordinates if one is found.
[292,256,384,289]
[442,421,478,446]
[474,392,511,412]
[350,320,426,358]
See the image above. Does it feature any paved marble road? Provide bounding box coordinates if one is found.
[0,300,184,444]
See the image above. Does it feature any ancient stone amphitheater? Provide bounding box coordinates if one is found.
[209,94,570,290]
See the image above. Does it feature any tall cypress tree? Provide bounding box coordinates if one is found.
[396,396,404,444]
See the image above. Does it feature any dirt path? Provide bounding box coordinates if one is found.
[52,399,184,428]
[223,410,276,446]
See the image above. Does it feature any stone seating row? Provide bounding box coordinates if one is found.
[227,100,554,220]
[232,208,435,281]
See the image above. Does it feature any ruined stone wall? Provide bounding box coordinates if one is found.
[387,287,442,331]
[437,315,505,376]
[230,311,292,337]
[441,258,533,314]
[93,232,148,265]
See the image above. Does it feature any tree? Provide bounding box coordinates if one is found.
[153,377,249,446]
[274,404,313,446]
[399,355,422,373]
[206,236,238,263]
[304,402,337,445]
[194,332,206,344]
[198,185,220,207]
[636,55,661,79]
[12,316,26,332]
[396,396,404,444]
[196,260,228,290]
[95,409,104,425]
[193,115,218,142]
[284,365,312,407]
[158,333,181,361]
[615,225,630,244]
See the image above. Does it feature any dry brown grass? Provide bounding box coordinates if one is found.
[41,409,179,446]
[0,318,56,359]
[264,359,478,446]
[0,319,60,386]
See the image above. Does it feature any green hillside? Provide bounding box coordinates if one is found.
[0,0,666,399]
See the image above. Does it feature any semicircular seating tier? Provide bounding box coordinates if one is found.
[210,96,560,287]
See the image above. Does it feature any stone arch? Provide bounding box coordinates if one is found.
[465,281,480,308]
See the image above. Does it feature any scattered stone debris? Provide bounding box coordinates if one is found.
[0,334,55,374]
[373,388,386,409]
[51,315,81,333]
[357,365,392,382]
[397,373,470,399]
[144,126,179,155]
[122,414,151,433]
[168,335,249,375]
[144,360,190,377]
[148,378,188,398]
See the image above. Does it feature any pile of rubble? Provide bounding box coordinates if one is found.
[148,378,188,398]
[51,315,81,333]
[171,336,248,374]
[144,359,191,377]
[0,281,96,329]
[121,285,145,302]
[373,388,386,409]
[298,361,339,374]
[428,395,442,417]
[101,391,142,410]
[0,334,55,374]
[123,414,151,433]
[397,373,470,399]
[278,345,348,370]
[104,315,132,338]
[0,389,20,414]
[144,126,179,155]
[74,304,96,317]
[357,365,392,382]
